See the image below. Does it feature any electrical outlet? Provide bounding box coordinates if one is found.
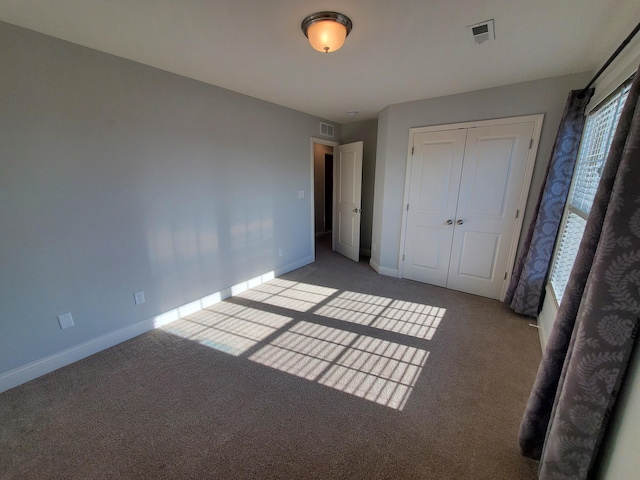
[134,291,145,305]
[278,248,284,257]
[298,190,304,199]
[57,312,74,329]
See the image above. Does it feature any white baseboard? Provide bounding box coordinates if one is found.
[536,285,557,351]
[538,323,547,351]
[0,319,155,394]
[369,258,381,273]
[369,258,399,277]
[276,256,314,277]
[0,258,315,394]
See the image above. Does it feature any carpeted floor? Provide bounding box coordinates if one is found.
[0,235,541,479]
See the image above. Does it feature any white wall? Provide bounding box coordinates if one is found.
[370,72,592,275]
[0,21,339,388]
[370,109,391,272]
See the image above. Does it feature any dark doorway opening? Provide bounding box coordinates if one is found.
[324,153,333,233]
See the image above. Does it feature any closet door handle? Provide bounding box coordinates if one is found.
[456,219,464,225]
[446,219,453,225]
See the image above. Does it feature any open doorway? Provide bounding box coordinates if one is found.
[312,140,336,255]
[311,138,364,262]
[324,154,333,235]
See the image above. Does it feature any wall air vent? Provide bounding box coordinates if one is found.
[320,122,334,137]
[467,19,495,44]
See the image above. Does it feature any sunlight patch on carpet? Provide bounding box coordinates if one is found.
[315,291,445,340]
[163,303,292,355]
[249,321,429,410]
[319,335,429,410]
[314,291,393,325]
[238,278,338,312]
[249,322,357,380]
[161,278,444,410]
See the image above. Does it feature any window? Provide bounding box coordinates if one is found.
[549,82,632,303]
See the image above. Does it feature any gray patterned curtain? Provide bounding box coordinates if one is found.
[505,89,593,317]
[519,67,640,479]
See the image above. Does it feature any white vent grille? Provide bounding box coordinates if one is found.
[467,20,495,44]
[320,122,334,138]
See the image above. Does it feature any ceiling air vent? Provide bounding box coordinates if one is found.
[320,122,334,138]
[467,19,495,44]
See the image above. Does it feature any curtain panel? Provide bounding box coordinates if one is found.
[505,89,593,317]
[519,67,640,479]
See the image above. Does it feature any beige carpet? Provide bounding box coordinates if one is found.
[0,235,541,479]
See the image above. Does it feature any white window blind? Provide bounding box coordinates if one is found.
[549,82,631,303]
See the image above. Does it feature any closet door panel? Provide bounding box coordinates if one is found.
[448,122,534,299]
[402,129,466,286]
[456,230,501,280]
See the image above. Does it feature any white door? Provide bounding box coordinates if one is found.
[334,141,363,262]
[403,129,467,286]
[447,122,535,298]
[402,120,536,300]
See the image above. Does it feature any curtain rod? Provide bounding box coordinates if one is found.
[579,20,640,98]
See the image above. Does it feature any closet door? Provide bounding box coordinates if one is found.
[402,129,466,286]
[447,122,535,299]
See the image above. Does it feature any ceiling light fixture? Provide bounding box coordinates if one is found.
[301,11,353,53]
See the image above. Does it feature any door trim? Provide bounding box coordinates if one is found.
[310,137,339,261]
[398,114,544,300]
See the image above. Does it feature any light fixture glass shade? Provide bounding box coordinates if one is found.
[307,20,347,53]
[301,12,353,53]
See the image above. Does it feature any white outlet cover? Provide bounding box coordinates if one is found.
[278,249,284,257]
[57,312,74,329]
[134,291,145,305]
[298,190,304,198]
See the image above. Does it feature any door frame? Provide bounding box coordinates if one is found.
[310,137,339,260]
[398,114,544,300]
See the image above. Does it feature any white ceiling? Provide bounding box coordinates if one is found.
[1,0,639,124]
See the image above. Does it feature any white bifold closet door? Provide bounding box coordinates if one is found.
[402,121,535,300]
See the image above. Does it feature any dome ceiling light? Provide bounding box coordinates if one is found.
[301,11,353,53]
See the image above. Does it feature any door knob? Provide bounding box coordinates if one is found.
[446,219,453,225]
[353,208,362,213]
[456,219,464,225]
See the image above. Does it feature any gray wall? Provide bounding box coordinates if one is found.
[341,119,378,255]
[370,72,592,272]
[0,21,338,376]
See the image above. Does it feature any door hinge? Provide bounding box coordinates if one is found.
[411,147,414,155]
[504,272,508,280]
[516,209,520,219]
[406,204,410,211]
[529,138,533,149]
